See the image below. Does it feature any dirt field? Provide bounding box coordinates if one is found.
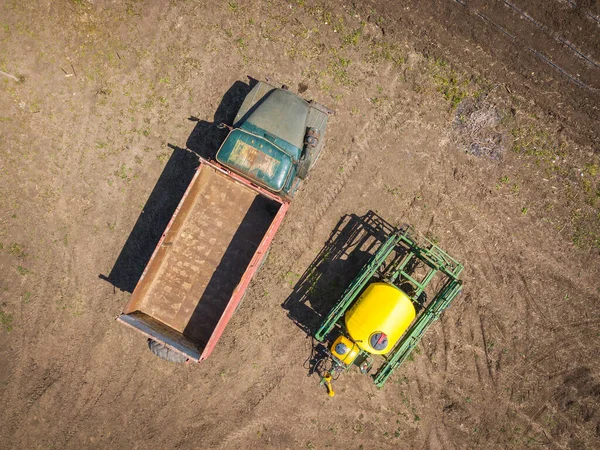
[1,1,599,449]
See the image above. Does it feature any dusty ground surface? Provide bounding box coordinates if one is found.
[1,1,599,449]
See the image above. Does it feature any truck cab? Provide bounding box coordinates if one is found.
[216,82,331,198]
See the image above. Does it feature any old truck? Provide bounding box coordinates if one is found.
[118,80,332,363]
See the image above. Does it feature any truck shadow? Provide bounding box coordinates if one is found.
[183,195,278,345]
[186,78,258,159]
[100,79,256,293]
[281,210,399,337]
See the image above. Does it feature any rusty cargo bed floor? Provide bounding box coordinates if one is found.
[128,165,277,346]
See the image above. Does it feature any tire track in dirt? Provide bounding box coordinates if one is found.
[502,0,600,68]
[452,0,599,92]
[217,416,277,450]
[0,98,90,440]
[1,265,77,443]
[528,321,600,371]
[507,365,598,446]
[495,235,535,352]
[448,237,511,391]
[495,230,595,394]
[466,315,498,390]
[276,135,365,270]
[426,421,458,450]
[439,313,454,382]
[283,126,365,266]
[310,150,362,228]
[285,69,409,264]
[213,368,289,449]
[562,0,600,25]
[477,310,498,388]
[5,106,106,443]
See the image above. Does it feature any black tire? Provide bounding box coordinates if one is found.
[296,158,311,180]
[147,339,188,364]
[309,138,325,170]
[297,137,325,180]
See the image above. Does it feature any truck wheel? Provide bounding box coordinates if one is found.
[147,339,188,364]
[297,138,325,180]
[296,158,311,180]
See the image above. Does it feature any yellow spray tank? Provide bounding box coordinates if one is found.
[331,282,416,361]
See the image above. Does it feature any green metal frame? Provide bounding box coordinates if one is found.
[314,226,464,387]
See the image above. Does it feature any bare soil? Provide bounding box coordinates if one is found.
[0,1,598,449]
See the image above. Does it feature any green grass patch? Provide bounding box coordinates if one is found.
[9,243,27,258]
[365,41,405,66]
[326,52,355,87]
[432,71,467,108]
[429,57,470,108]
[342,24,364,46]
[510,125,565,163]
[115,163,129,180]
[0,308,13,331]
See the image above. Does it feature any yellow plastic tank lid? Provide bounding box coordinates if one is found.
[344,282,416,355]
[330,335,360,366]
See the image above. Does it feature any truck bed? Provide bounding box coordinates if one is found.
[120,161,284,359]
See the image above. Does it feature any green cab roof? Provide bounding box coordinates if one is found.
[216,129,293,192]
[244,89,309,150]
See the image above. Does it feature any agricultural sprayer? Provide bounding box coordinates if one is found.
[314,224,463,394]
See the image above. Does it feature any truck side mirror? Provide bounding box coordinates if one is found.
[217,123,233,131]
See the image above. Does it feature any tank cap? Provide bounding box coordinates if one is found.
[335,342,349,355]
[369,332,388,351]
